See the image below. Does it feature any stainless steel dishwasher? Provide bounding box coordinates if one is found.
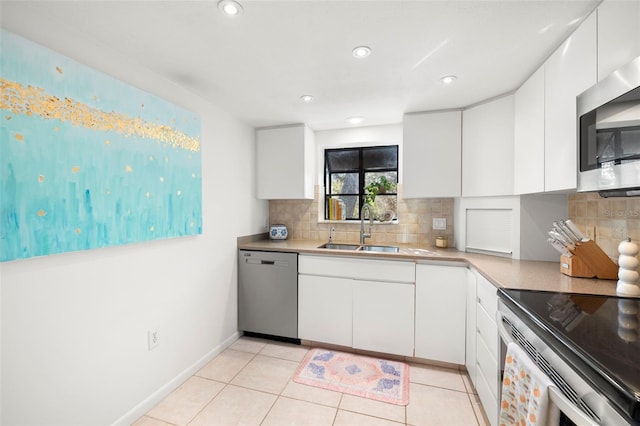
[238,250,298,341]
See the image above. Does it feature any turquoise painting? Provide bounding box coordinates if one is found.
[0,29,202,262]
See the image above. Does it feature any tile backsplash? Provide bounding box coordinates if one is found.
[569,192,640,259]
[269,184,454,247]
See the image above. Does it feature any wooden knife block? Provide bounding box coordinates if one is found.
[561,240,618,280]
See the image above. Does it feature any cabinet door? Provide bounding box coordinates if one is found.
[544,13,597,192]
[402,111,462,198]
[415,264,467,364]
[256,125,314,199]
[597,0,640,81]
[352,281,414,356]
[514,66,545,195]
[298,275,352,347]
[462,95,514,197]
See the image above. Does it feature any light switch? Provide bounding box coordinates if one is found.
[433,218,446,230]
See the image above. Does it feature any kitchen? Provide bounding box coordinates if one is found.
[1,1,640,425]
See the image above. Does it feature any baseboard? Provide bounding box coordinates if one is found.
[111,331,241,426]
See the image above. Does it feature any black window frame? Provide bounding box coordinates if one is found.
[324,145,398,221]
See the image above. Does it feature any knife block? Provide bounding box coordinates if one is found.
[563,240,618,280]
[560,255,596,278]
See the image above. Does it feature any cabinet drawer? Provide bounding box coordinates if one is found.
[476,334,499,400]
[476,304,499,360]
[299,255,415,283]
[476,363,499,426]
[476,274,498,315]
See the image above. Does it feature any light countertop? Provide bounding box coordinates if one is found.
[238,236,628,297]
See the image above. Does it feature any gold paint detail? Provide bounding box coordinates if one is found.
[56,66,63,74]
[37,209,46,217]
[105,190,111,195]
[5,115,11,120]
[15,133,23,141]
[125,165,132,172]
[105,139,110,145]
[72,166,80,173]
[75,228,81,234]
[0,78,200,152]
[54,126,59,131]
[38,175,44,183]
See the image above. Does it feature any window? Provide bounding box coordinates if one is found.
[324,145,398,220]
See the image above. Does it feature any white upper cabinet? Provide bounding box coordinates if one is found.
[597,0,640,81]
[402,110,462,198]
[544,13,597,192]
[462,95,514,197]
[256,124,314,199]
[514,67,545,195]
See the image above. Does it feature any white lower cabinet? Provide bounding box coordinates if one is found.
[298,255,415,356]
[298,274,353,347]
[352,280,414,356]
[470,272,500,426]
[415,263,468,364]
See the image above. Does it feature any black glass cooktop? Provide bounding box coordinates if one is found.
[499,289,640,423]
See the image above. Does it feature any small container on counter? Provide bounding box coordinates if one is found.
[435,236,448,248]
[269,224,288,240]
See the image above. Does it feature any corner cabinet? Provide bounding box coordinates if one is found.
[414,263,469,364]
[256,124,314,199]
[298,255,415,356]
[402,110,462,198]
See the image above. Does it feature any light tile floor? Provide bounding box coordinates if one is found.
[134,336,490,426]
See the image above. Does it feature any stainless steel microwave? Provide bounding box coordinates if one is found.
[577,56,640,197]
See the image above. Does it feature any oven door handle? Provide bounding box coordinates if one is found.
[497,310,599,426]
[548,387,599,426]
[496,310,514,344]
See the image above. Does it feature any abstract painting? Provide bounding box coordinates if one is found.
[1,29,202,262]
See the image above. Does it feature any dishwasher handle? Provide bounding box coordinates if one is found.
[246,258,290,267]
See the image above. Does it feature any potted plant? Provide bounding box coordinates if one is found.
[364,176,396,205]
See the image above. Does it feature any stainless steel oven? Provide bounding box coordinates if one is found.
[497,289,638,425]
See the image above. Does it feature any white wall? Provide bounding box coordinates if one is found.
[0,22,267,426]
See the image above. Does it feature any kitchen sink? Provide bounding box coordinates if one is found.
[359,245,400,253]
[317,243,361,250]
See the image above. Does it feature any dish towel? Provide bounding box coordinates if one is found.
[499,342,560,426]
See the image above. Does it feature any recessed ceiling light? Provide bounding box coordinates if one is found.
[440,75,457,85]
[347,116,364,125]
[300,94,314,103]
[218,0,243,16]
[352,46,371,59]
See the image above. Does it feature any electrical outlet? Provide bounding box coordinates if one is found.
[148,328,160,351]
[432,218,446,230]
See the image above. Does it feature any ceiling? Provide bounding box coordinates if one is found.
[1,0,601,131]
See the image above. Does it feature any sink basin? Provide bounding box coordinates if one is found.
[317,243,361,250]
[360,245,400,253]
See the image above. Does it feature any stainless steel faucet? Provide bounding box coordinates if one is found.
[360,204,373,244]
